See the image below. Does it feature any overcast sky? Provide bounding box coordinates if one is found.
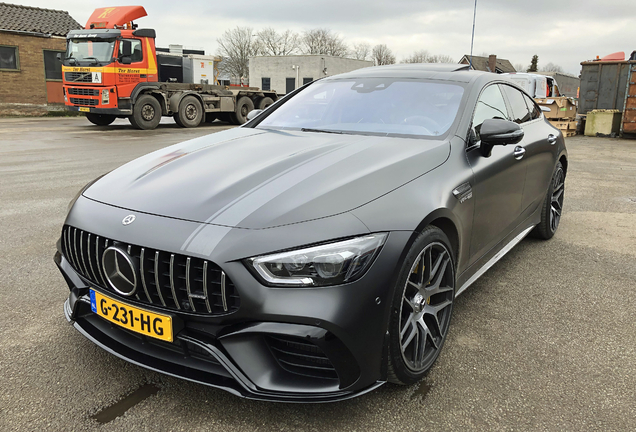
[13,0,635,75]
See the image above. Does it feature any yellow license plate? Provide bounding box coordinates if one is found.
[90,290,173,342]
[79,107,90,112]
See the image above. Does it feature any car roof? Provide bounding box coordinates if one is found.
[327,63,489,83]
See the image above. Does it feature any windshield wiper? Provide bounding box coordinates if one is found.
[300,128,343,134]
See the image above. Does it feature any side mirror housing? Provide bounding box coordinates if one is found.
[540,105,551,113]
[246,109,263,121]
[120,56,132,65]
[479,119,524,157]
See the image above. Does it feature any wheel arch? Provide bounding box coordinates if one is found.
[168,91,205,115]
[558,153,568,176]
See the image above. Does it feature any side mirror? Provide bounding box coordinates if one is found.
[246,109,263,121]
[120,56,132,65]
[540,106,551,113]
[56,52,62,62]
[120,40,132,57]
[479,119,524,157]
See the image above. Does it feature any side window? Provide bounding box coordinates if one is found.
[261,77,271,91]
[501,85,532,124]
[0,45,19,70]
[472,84,509,139]
[523,94,541,120]
[119,39,143,63]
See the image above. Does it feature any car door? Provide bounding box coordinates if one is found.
[500,84,557,215]
[466,84,527,265]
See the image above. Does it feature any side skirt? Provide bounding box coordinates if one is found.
[455,224,535,297]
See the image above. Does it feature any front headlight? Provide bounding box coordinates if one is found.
[102,89,109,105]
[247,233,388,287]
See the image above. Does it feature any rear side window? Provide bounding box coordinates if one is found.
[120,39,143,63]
[472,84,509,139]
[523,94,541,120]
[501,85,532,123]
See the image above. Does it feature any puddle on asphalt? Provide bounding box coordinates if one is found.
[411,381,432,400]
[91,383,161,424]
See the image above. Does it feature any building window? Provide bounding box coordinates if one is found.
[43,50,64,80]
[286,77,296,94]
[303,77,313,85]
[261,77,271,91]
[0,45,19,71]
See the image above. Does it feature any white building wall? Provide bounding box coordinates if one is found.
[249,55,373,94]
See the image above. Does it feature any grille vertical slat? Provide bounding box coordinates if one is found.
[202,261,212,313]
[185,257,196,312]
[154,251,167,307]
[140,248,153,303]
[61,225,239,315]
[86,234,99,282]
[169,254,181,310]
[221,271,228,312]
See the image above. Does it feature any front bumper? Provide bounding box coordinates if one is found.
[56,197,412,402]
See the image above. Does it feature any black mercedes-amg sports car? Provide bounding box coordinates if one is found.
[56,63,567,402]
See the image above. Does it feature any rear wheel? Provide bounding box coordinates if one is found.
[230,96,254,125]
[174,95,203,128]
[86,113,116,126]
[532,161,565,239]
[129,95,161,130]
[258,97,274,110]
[387,226,455,385]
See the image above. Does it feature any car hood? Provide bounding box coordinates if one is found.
[84,128,450,229]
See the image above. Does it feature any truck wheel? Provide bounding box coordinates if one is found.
[230,96,254,125]
[258,97,274,110]
[129,95,162,130]
[86,113,116,126]
[175,95,203,128]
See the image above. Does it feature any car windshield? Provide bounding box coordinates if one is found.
[256,78,465,138]
[66,39,116,63]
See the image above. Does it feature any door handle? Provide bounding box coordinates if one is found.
[548,134,557,145]
[513,146,526,160]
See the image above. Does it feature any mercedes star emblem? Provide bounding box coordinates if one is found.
[122,214,136,225]
[102,246,138,296]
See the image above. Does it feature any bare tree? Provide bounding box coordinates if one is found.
[257,28,300,56]
[513,63,526,72]
[301,28,349,57]
[402,49,430,63]
[352,42,371,61]
[372,44,396,65]
[402,50,454,64]
[216,26,261,80]
[540,62,564,73]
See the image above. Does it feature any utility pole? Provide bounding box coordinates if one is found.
[292,65,300,89]
[470,0,477,70]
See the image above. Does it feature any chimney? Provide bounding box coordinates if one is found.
[488,54,497,73]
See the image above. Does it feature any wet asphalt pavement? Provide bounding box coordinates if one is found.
[0,116,635,431]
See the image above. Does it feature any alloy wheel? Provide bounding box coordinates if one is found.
[550,168,565,232]
[399,242,454,372]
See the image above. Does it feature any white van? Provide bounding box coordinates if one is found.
[501,73,561,98]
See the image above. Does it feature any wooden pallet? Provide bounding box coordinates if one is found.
[563,130,576,137]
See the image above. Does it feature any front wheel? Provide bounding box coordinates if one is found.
[86,113,116,126]
[532,161,565,240]
[387,226,455,385]
[129,95,162,130]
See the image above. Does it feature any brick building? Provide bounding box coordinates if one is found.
[0,3,82,115]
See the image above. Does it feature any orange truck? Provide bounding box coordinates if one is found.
[60,6,277,129]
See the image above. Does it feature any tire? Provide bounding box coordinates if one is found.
[387,226,455,385]
[175,95,203,128]
[129,95,161,130]
[230,96,254,125]
[85,113,116,126]
[258,97,274,110]
[532,161,565,240]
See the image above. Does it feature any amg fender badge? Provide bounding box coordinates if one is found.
[452,183,473,203]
